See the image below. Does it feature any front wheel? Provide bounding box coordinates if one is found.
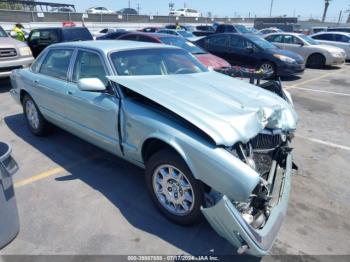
[23,95,50,136]
[259,61,276,77]
[307,53,325,68]
[145,149,204,225]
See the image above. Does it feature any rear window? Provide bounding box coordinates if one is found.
[62,28,93,42]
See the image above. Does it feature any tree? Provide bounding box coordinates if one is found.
[321,0,332,22]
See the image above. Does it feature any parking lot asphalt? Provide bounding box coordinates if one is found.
[0,64,350,258]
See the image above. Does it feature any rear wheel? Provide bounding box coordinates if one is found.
[22,95,50,136]
[307,53,326,68]
[145,149,204,225]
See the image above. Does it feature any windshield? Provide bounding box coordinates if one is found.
[160,36,206,54]
[0,27,8,37]
[246,35,277,49]
[111,48,208,76]
[299,34,319,45]
[235,25,250,33]
[177,30,194,38]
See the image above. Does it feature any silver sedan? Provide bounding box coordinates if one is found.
[264,32,346,68]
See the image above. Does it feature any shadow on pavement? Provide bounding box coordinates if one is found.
[0,78,12,93]
[4,113,261,260]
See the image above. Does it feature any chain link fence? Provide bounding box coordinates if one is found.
[0,9,255,24]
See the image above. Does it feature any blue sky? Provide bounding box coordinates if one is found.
[47,0,350,21]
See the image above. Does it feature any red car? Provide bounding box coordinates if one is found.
[117,32,231,70]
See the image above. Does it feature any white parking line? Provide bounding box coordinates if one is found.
[296,135,350,151]
[287,87,350,97]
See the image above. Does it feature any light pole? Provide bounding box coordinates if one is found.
[321,0,332,23]
[269,0,274,16]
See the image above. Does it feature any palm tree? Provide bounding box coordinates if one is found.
[321,0,332,22]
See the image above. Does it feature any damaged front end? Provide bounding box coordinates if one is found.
[202,129,297,256]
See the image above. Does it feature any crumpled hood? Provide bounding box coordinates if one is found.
[108,71,298,146]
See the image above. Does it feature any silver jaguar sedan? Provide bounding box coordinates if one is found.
[264,32,346,68]
[10,40,298,256]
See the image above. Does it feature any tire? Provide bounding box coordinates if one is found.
[307,53,325,68]
[259,61,276,77]
[145,149,204,225]
[22,95,50,136]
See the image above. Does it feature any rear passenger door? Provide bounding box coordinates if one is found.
[33,48,73,123]
[206,35,229,62]
[64,49,122,156]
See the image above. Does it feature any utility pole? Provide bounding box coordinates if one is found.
[128,0,131,9]
[321,0,332,23]
[269,0,274,17]
[136,3,141,14]
[337,10,342,24]
[169,2,174,12]
[346,5,350,23]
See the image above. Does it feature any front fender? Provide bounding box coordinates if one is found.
[139,131,260,202]
[122,99,260,202]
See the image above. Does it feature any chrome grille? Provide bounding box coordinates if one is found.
[0,48,17,58]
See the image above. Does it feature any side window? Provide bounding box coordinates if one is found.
[29,31,40,42]
[317,34,334,41]
[100,29,108,34]
[38,30,59,43]
[230,36,245,48]
[208,35,228,47]
[283,35,300,44]
[39,49,73,80]
[215,25,225,33]
[266,34,283,43]
[72,51,108,86]
[335,34,349,42]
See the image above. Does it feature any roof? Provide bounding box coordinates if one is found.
[265,32,303,36]
[52,40,178,54]
[123,32,181,39]
[312,31,350,36]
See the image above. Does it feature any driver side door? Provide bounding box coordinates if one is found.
[64,49,122,156]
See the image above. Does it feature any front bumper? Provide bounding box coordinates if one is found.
[0,56,34,78]
[326,55,346,66]
[201,153,293,256]
[277,63,305,77]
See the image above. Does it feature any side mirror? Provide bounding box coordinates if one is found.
[78,78,106,92]
[298,42,304,46]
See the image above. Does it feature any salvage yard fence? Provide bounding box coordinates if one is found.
[0,9,255,24]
